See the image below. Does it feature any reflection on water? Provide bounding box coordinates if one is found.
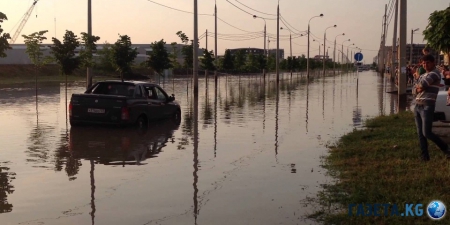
[0,164,15,214]
[0,71,411,224]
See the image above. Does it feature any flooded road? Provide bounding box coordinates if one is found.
[0,71,407,225]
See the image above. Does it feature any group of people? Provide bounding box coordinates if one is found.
[412,48,450,161]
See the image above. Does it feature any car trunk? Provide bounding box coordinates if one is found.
[71,94,128,124]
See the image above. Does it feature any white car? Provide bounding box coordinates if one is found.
[434,77,450,121]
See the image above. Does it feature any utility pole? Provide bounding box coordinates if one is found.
[205,29,208,83]
[381,4,387,75]
[214,2,218,82]
[193,0,199,95]
[392,0,398,76]
[398,0,407,95]
[87,0,92,89]
[290,33,292,78]
[206,29,208,51]
[276,2,280,84]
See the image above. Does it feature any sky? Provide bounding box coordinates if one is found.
[1,0,449,62]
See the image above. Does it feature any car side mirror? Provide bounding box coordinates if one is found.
[167,94,175,102]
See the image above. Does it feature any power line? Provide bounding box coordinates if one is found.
[233,0,276,16]
[147,0,259,33]
[225,0,276,20]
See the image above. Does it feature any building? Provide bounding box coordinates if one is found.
[380,44,441,69]
[0,44,204,65]
[313,55,331,62]
[228,48,285,59]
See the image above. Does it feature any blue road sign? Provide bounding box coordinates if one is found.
[354,52,363,61]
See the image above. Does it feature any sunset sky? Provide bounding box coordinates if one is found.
[1,0,449,62]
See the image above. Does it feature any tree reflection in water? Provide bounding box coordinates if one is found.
[0,164,15,214]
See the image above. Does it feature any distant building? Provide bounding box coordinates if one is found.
[0,44,204,65]
[380,44,441,68]
[313,55,331,62]
[228,47,285,59]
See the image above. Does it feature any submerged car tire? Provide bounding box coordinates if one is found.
[136,115,148,129]
[172,109,181,124]
[70,120,80,127]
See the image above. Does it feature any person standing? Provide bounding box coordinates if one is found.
[413,54,450,161]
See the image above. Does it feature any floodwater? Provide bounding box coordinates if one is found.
[0,71,408,225]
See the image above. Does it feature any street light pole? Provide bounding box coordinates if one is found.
[280,27,293,78]
[307,14,323,79]
[214,2,218,82]
[276,2,280,85]
[253,15,266,79]
[410,28,419,65]
[323,25,337,76]
[87,0,92,89]
[193,0,199,95]
[341,39,350,72]
[333,33,345,75]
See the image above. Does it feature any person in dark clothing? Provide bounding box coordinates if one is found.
[413,54,450,161]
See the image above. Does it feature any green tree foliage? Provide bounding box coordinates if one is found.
[22,30,51,68]
[423,7,450,57]
[267,54,276,71]
[245,53,260,72]
[49,30,80,75]
[176,31,193,69]
[233,49,246,71]
[0,12,11,58]
[222,49,234,71]
[201,49,215,71]
[79,32,100,69]
[170,42,180,69]
[111,34,138,81]
[96,41,114,71]
[147,39,172,76]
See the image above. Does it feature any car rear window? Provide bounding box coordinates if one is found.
[90,83,135,97]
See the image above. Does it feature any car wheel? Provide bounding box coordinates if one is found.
[136,115,148,129]
[172,109,181,124]
[70,120,80,127]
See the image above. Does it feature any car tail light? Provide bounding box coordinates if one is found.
[69,102,73,116]
[121,107,129,120]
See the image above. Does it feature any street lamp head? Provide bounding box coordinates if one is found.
[413,28,420,32]
[342,33,345,35]
[280,27,284,30]
[319,14,324,17]
[333,25,337,27]
[253,15,257,19]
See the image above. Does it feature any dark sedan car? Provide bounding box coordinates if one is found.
[69,81,181,127]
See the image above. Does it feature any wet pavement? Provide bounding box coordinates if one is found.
[0,71,408,225]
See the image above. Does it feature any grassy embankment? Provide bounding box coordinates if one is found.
[311,111,450,224]
[0,65,152,85]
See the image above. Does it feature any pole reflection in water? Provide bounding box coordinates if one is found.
[306,80,309,133]
[322,74,325,119]
[192,92,199,223]
[263,77,266,132]
[353,71,362,127]
[275,87,279,157]
[90,160,96,225]
[214,79,217,158]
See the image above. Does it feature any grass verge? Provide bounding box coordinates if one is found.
[311,111,450,224]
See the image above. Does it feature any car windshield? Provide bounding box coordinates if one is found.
[90,83,135,97]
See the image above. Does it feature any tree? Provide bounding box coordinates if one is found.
[0,12,10,58]
[234,49,246,72]
[423,7,450,59]
[79,32,100,69]
[22,30,52,93]
[176,31,193,70]
[222,49,234,71]
[49,30,80,76]
[201,49,215,71]
[147,39,172,76]
[96,41,114,72]
[170,42,180,69]
[111,34,138,81]
[22,30,51,69]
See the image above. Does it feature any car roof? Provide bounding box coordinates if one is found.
[100,80,159,87]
